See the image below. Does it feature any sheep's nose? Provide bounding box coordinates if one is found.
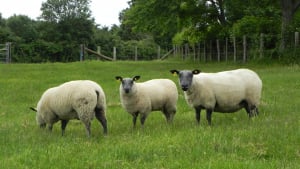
[125,89,130,93]
[181,85,188,91]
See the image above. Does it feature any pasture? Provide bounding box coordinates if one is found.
[0,61,299,168]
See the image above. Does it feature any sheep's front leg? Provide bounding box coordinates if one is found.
[61,120,69,136]
[39,123,46,129]
[132,112,139,127]
[48,124,53,131]
[194,106,201,124]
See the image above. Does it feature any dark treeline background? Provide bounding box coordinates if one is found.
[0,0,300,63]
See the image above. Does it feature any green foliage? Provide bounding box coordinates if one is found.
[0,61,299,168]
[121,0,179,47]
[6,15,39,43]
[40,0,92,22]
[1,0,299,63]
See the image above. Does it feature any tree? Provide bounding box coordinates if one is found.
[39,0,95,61]
[40,0,92,23]
[280,0,300,49]
[6,15,38,43]
[121,0,180,47]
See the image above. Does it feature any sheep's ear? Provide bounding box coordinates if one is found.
[30,107,37,112]
[133,76,140,81]
[170,70,179,76]
[192,69,201,74]
[115,76,123,82]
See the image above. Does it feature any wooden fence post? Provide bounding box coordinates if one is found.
[96,46,101,60]
[243,35,247,63]
[6,42,11,63]
[193,44,196,61]
[197,43,200,61]
[233,36,236,62]
[209,40,212,61]
[217,39,220,62]
[97,46,101,54]
[295,32,299,47]
[203,41,206,62]
[80,44,84,61]
[113,47,116,61]
[157,46,161,59]
[134,46,138,61]
[181,45,184,60]
[260,33,264,59]
[225,38,228,61]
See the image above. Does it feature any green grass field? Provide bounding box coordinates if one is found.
[0,60,299,169]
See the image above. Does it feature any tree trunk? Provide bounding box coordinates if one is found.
[280,0,300,50]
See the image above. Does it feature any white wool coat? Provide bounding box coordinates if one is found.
[120,79,178,115]
[185,69,262,112]
[36,80,106,125]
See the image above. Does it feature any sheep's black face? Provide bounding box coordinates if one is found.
[179,71,194,91]
[122,78,134,94]
[170,69,200,91]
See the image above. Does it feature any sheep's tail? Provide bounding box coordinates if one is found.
[95,90,100,102]
[30,107,37,112]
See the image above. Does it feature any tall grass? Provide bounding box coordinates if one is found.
[0,61,299,169]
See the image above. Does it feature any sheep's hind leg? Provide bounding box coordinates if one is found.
[83,121,91,137]
[140,113,148,127]
[162,109,175,123]
[61,120,69,136]
[206,109,212,125]
[95,107,107,135]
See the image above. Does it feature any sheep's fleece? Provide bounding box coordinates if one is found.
[32,80,107,137]
[115,76,178,127]
[170,68,262,125]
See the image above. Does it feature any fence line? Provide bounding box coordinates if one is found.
[81,44,172,61]
[0,42,11,63]
[173,32,299,62]
[82,32,299,62]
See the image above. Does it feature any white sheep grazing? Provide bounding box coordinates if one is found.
[30,80,107,137]
[170,69,262,125]
[115,76,178,127]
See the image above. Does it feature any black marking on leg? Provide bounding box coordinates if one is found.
[206,109,212,125]
[132,112,139,127]
[195,106,201,124]
[240,100,252,117]
[61,120,69,136]
[95,107,107,135]
[48,125,53,131]
[40,123,46,128]
[140,114,147,126]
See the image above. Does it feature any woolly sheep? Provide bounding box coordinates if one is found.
[31,80,107,137]
[115,76,178,127]
[170,68,262,125]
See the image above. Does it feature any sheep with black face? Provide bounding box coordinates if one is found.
[170,69,262,125]
[116,76,178,127]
